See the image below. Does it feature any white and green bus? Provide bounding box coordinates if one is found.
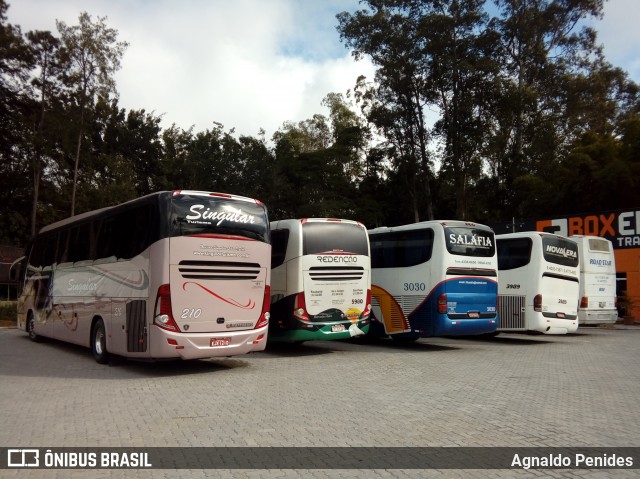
[269,218,371,343]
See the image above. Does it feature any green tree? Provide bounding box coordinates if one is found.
[24,29,63,236]
[56,12,128,216]
[0,0,32,245]
[487,0,605,219]
[338,1,436,222]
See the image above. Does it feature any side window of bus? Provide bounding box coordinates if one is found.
[56,229,70,264]
[271,229,290,269]
[114,205,154,259]
[371,229,433,268]
[29,234,56,269]
[497,238,532,270]
[96,217,117,261]
[68,223,92,263]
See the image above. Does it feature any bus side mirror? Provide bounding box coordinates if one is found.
[9,256,24,282]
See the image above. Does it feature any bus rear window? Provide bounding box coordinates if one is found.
[542,236,579,267]
[170,194,269,243]
[588,238,611,253]
[302,222,369,256]
[444,227,495,257]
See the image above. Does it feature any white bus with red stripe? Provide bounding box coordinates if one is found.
[16,190,271,363]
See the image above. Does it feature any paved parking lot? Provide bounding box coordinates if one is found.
[0,324,639,478]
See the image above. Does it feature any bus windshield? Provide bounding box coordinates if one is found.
[170,193,269,242]
[444,227,495,257]
[542,235,579,267]
[302,222,368,256]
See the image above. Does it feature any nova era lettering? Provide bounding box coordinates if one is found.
[545,245,577,259]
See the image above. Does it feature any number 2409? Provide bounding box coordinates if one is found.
[403,282,426,292]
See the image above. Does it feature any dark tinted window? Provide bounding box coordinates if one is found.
[444,227,495,257]
[370,228,433,268]
[542,235,579,267]
[29,234,56,268]
[271,229,290,268]
[497,238,532,270]
[171,194,269,243]
[302,222,368,256]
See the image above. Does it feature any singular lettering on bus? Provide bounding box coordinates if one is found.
[447,234,493,247]
[67,279,98,292]
[590,259,612,266]
[545,245,578,259]
[185,204,256,226]
[316,255,358,263]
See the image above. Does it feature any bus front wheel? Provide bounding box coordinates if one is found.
[91,319,109,364]
[27,313,39,342]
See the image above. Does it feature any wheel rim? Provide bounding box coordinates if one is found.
[28,317,36,339]
[94,327,104,355]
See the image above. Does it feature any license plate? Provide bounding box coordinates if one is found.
[556,312,566,319]
[210,337,231,347]
[468,312,480,318]
[331,324,345,332]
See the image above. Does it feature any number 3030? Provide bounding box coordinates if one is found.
[403,282,426,292]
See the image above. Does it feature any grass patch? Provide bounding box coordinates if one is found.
[0,302,17,327]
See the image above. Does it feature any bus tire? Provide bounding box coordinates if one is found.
[91,319,109,364]
[27,313,40,342]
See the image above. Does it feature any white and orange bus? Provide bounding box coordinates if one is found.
[16,190,271,363]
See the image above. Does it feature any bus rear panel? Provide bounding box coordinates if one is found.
[269,219,371,343]
[497,232,580,334]
[369,221,498,340]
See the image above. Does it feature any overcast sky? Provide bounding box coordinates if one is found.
[6,0,640,139]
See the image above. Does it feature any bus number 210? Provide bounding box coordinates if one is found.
[404,282,426,292]
[181,308,202,319]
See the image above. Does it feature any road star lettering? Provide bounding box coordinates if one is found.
[186,204,256,226]
[590,258,612,266]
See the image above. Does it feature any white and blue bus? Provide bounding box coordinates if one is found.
[368,221,498,340]
[269,218,371,343]
[496,232,580,334]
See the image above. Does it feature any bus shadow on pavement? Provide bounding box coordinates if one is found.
[455,334,557,346]
[13,334,250,379]
[342,336,461,352]
[260,341,335,357]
